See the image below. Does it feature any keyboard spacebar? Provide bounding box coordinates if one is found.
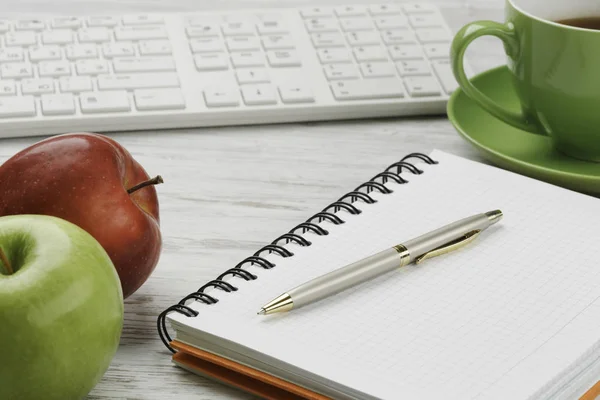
[98,73,179,90]
[331,79,405,100]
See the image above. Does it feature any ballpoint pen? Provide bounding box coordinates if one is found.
[258,210,503,315]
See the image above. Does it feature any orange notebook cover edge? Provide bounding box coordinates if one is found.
[581,381,600,400]
[171,340,331,400]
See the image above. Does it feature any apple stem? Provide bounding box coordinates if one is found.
[0,246,13,275]
[127,175,164,195]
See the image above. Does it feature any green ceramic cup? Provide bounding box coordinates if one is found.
[451,0,600,162]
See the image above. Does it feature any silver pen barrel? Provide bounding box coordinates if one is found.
[288,247,403,308]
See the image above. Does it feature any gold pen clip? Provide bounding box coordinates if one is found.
[414,230,481,264]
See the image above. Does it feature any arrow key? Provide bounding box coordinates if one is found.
[279,84,315,104]
[236,68,269,84]
[204,86,240,107]
[241,84,277,105]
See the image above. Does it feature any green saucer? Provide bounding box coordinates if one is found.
[448,65,600,195]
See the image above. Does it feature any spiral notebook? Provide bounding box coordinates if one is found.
[158,150,600,400]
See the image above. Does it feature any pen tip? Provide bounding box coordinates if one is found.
[257,309,266,315]
[485,210,503,224]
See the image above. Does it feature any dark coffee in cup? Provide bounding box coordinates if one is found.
[556,17,600,30]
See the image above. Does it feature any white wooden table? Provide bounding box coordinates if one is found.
[0,0,506,398]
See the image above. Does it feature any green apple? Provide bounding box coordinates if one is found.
[0,215,123,400]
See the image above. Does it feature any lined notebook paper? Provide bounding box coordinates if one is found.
[168,150,600,399]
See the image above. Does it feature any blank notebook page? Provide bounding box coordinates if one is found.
[169,150,600,400]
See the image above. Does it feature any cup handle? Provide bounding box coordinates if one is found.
[451,21,541,134]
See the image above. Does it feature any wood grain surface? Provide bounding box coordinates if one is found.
[0,1,506,399]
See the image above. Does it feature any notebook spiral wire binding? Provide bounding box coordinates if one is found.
[157,153,438,353]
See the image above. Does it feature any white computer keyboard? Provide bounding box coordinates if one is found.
[0,3,461,138]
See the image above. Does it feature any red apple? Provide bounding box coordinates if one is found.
[0,133,162,298]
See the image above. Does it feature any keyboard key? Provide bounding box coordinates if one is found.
[262,35,295,50]
[80,91,131,113]
[0,48,24,62]
[382,30,417,44]
[5,32,37,46]
[113,57,176,73]
[226,36,260,51]
[257,13,280,22]
[396,60,431,76]
[186,25,220,38]
[78,28,111,43]
[423,43,450,59]
[115,26,168,41]
[279,85,315,104]
[231,51,264,68]
[39,61,71,77]
[330,79,404,100]
[404,75,442,96]
[241,84,277,105]
[257,20,288,34]
[267,50,301,67]
[318,48,351,64]
[186,16,219,27]
[204,86,240,107]
[340,18,373,32]
[103,43,136,58]
[432,59,458,94]
[139,40,172,55]
[346,31,380,46]
[323,64,359,81]
[52,17,82,29]
[388,44,424,60]
[0,81,16,96]
[65,44,97,60]
[190,38,223,53]
[41,94,75,115]
[236,69,269,84]
[134,88,185,110]
[194,53,229,71]
[123,14,163,25]
[360,62,396,78]
[98,73,179,90]
[0,21,10,32]
[88,16,119,27]
[300,7,332,18]
[311,32,345,48]
[416,28,451,43]
[21,78,55,95]
[59,76,93,92]
[0,96,36,118]
[374,16,409,30]
[353,45,387,62]
[368,4,402,16]
[409,13,444,28]
[334,6,367,17]
[76,59,109,75]
[42,29,73,44]
[403,4,438,14]
[15,19,45,31]
[1,63,33,79]
[222,22,254,36]
[305,18,338,33]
